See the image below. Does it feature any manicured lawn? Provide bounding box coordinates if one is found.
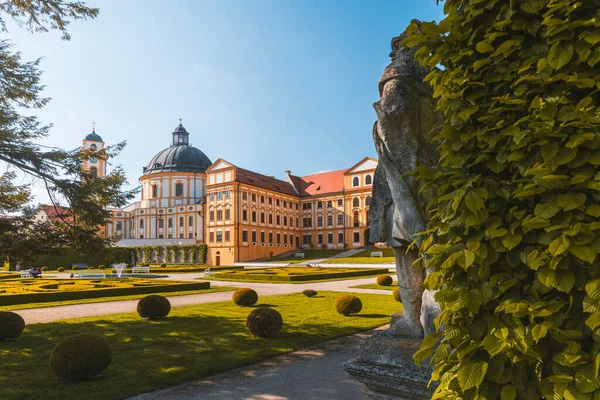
[0,278,211,306]
[268,249,347,264]
[0,291,401,400]
[321,248,395,264]
[0,286,236,311]
[201,266,389,283]
[350,283,396,291]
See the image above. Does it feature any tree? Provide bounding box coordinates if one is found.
[0,1,137,261]
[407,1,600,399]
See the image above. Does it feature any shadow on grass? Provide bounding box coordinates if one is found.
[354,313,389,319]
[251,304,278,308]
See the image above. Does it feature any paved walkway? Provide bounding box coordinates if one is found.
[12,276,388,325]
[129,327,383,400]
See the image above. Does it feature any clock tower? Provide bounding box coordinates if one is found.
[82,122,106,178]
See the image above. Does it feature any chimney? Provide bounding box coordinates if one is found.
[285,170,291,176]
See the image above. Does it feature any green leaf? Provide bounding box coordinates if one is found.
[502,230,523,250]
[586,205,600,217]
[586,279,600,301]
[557,193,586,211]
[569,245,597,264]
[532,324,548,343]
[548,42,574,70]
[585,312,600,330]
[556,270,575,293]
[476,41,494,53]
[500,384,517,400]
[549,236,570,256]
[465,190,485,213]
[457,361,488,391]
[535,201,560,219]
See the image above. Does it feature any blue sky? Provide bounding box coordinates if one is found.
[5,0,444,203]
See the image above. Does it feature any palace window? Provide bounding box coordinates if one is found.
[242,210,248,221]
[225,190,231,198]
[189,216,193,226]
[353,211,360,227]
[179,233,184,238]
[225,209,231,220]
[354,232,360,243]
[210,193,215,201]
[217,210,223,221]
[303,218,312,228]
[327,200,332,208]
[252,211,257,223]
[179,217,184,227]
[242,192,248,200]
[303,234,312,245]
[216,231,223,242]
[116,221,122,231]
[269,214,273,224]
[261,232,265,243]
[225,231,230,241]
[209,210,215,221]
[209,232,214,242]
[327,215,333,226]
[338,214,344,225]
[338,232,344,243]
[352,177,359,187]
[175,183,183,196]
[317,233,323,244]
[260,196,265,204]
[261,212,265,223]
[189,233,193,238]
[296,218,299,227]
[152,185,158,198]
[276,215,280,225]
[317,216,323,227]
[366,196,372,206]
[338,199,343,206]
[217,192,223,199]
[283,216,287,226]
[269,232,273,243]
[159,219,164,228]
[317,201,323,209]
[284,234,287,244]
[268,197,272,205]
[353,197,360,208]
[283,200,287,207]
[328,233,334,243]
[252,231,257,242]
[276,199,280,206]
[277,233,281,244]
[302,203,312,210]
[251,193,256,202]
[365,175,372,185]
[139,219,144,229]
[242,230,248,242]
[168,218,173,228]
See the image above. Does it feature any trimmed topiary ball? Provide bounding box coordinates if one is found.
[57,267,65,272]
[393,287,401,303]
[88,266,95,270]
[71,265,78,270]
[376,274,393,286]
[335,295,363,316]
[232,288,258,306]
[137,295,171,319]
[161,263,167,267]
[302,289,317,297]
[50,333,112,382]
[0,311,25,340]
[41,266,48,271]
[246,307,283,338]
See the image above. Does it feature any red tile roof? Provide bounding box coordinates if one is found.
[294,169,346,196]
[39,204,72,222]
[235,168,298,196]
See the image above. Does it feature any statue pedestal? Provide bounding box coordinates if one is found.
[344,330,435,400]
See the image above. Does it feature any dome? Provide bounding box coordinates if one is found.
[143,122,211,175]
[85,130,103,142]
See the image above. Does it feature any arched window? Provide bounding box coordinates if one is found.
[90,144,97,151]
[158,219,164,228]
[168,218,173,228]
[179,217,184,227]
[365,175,372,185]
[175,183,183,196]
[353,211,360,227]
[352,177,359,187]
[139,219,144,229]
[353,197,360,208]
[366,196,372,207]
[152,185,158,198]
[90,167,97,177]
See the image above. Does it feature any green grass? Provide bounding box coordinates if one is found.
[0,286,237,311]
[201,267,389,282]
[268,249,346,263]
[0,291,400,400]
[350,283,396,291]
[321,248,396,264]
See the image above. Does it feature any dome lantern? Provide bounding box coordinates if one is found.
[172,119,189,146]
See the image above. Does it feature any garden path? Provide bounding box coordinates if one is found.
[12,276,390,324]
[128,326,383,400]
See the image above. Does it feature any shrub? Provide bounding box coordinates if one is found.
[41,266,48,271]
[405,3,600,398]
[376,274,393,286]
[232,288,258,306]
[392,287,401,303]
[98,265,105,269]
[50,333,112,382]
[137,295,171,319]
[302,289,317,297]
[335,295,362,316]
[246,307,283,338]
[88,266,95,270]
[0,311,25,340]
[160,263,166,267]
[57,267,65,272]
[71,265,78,270]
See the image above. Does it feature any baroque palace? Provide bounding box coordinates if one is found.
[43,122,377,265]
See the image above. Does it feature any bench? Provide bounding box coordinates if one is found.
[370,251,383,257]
[20,271,33,279]
[132,266,150,274]
[76,270,106,279]
[204,268,211,277]
[294,253,305,259]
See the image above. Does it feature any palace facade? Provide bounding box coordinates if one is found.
[59,123,377,265]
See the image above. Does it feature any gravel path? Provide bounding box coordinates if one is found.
[128,327,383,400]
[12,276,389,324]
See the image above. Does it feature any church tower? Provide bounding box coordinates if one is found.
[82,123,106,178]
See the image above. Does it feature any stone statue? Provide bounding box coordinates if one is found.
[345,22,444,399]
[369,22,443,339]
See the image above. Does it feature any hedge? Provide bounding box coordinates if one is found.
[211,268,389,282]
[27,247,130,270]
[0,281,210,306]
